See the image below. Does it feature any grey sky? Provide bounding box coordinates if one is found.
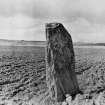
[0,0,105,42]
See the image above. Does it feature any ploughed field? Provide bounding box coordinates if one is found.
[75,46,105,95]
[0,46,46,105]
[0,46,105,104]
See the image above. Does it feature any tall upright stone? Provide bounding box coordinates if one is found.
[45,23,79,102]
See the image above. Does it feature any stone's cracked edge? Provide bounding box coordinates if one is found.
[45,23,62,29]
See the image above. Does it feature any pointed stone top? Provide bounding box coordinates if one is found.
[46,22,62,29]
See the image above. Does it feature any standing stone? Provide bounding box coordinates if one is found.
[45,23,79,102]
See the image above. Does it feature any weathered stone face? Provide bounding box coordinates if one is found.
[45,23,79,102]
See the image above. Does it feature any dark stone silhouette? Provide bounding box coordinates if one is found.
[45,23,79,102]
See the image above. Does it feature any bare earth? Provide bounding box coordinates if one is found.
[0,46,105,105]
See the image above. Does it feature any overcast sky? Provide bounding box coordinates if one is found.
[0,0,105,42]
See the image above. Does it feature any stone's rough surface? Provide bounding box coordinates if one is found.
[45,23,79,102]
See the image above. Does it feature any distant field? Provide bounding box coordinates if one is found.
[0,45,105,104]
